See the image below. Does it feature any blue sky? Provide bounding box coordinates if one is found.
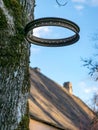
[30,0,98,106]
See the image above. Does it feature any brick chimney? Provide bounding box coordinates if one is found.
[63,82,73,95]
[33,67,40,72]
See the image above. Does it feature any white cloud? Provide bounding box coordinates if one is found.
[72,0,85,11]
[74,5,84,10]
[78,81,98,94]
[33,27,51,38]
[72,0,85,3]
[72,0,98,7]
[90,0,98,6]
[84,87,98,94]
[30,46,40,54]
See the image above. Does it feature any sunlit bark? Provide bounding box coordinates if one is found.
[0,0,35,129]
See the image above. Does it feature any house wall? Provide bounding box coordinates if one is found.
[29,119,59,130]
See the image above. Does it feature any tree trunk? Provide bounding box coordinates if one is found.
[0,0,35,129]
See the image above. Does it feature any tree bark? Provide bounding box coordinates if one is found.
[0,0,35,129]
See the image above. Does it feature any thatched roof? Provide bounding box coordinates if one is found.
[29,67,95,130]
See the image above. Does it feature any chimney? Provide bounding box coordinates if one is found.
[33,67,40,72]
[63,82,73,95]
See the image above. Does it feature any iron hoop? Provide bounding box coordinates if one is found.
[25,17,80,47]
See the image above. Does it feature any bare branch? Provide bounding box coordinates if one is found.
[56,0,68,6]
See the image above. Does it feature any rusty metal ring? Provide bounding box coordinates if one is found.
[25,17,80,47]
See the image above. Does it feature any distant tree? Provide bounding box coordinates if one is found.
[83,33,98,129]
[83,33,98,81]
[91,93,98,112]
[90,111,98,130]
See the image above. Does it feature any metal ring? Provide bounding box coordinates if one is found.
[25,17,80,47]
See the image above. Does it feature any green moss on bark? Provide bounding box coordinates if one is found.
[0,34,24,67]
[1,0,31,130]
[1,0,25,67]
[0,8,7,29]
[15,102,30,130]
[3,0,24,31]
[22,69,30,94]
